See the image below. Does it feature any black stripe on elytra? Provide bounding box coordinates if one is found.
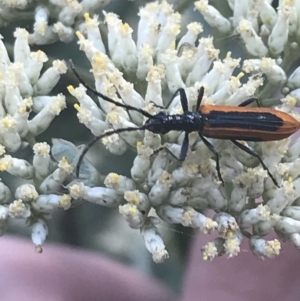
[205,111,283,131]
[205,135,264,141]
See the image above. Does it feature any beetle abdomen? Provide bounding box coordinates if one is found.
[200,105,300,141]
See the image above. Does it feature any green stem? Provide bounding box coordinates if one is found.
[258,82,276,104]
[25,135,37,147]
[260,98,282,107]
[281,43,300,71]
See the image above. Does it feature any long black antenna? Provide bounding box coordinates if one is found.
[69,60,154,119]
[76,126,145,177]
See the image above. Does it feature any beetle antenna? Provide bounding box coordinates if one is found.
[177,42,197,57]
[76,126,145,177]
[69,60,154,119]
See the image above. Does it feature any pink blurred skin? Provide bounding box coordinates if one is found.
[1,233,300,301]
[182,232,300,301]
[0,236,176,301]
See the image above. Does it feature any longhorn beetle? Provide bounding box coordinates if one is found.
[70,61,300,187]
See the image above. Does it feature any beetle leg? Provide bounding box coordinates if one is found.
[148,101,165,109]
[178,132,189,160]
[196,86,204,111]
[153,132,189,161]
[177,43,197,57]
[199,133,224,184]
[152,88,190,112]
[231,140,279,187]
[239,97,261,107]
[164,88,188,112]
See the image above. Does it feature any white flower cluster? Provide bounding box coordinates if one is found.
[65,0,300,262]
[0,27,69,252]
[0,0,112,45]
[3,0,300,263]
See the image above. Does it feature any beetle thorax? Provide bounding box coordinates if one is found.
[144,111,203,134]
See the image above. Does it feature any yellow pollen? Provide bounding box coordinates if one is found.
[226,231,234,239]
[129,206,137,215]
[61,156,68,164]
[171,40,176,50]
[237,72,244,80]
[76,31,84,40]
[84,12,90,22]
[0,164,7,171]
[67,85,75,93]
[74,103,81,112]
[110,173,120,181]
[120,23,131,34]
[226,51,232,59]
